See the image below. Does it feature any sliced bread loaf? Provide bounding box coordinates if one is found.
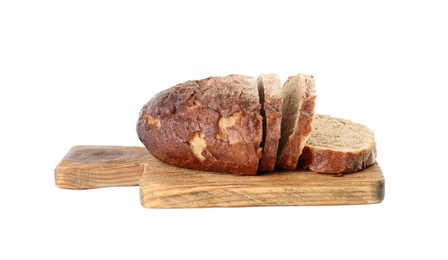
[299,114,377,173]
[137,74,263,175]
[276,73,316,170]
[257,74,282,171]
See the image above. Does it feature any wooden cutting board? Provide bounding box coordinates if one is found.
[55,145,385,208]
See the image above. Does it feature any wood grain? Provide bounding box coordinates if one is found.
[54,145,151,189]
[140,158,385,208]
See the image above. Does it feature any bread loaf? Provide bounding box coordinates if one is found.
[138,73,376,175]
[137,75,263,175]
[257,74,282,171]
[276,73,316,170]
[299,114,376,173]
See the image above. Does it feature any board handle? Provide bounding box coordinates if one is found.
[54,146,150,189]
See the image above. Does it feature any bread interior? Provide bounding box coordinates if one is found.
[307,115,374,152]
[277,76,302,156]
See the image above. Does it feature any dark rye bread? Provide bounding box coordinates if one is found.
[276,73,316,170]
[257,74,282,171]
[299,114,376,173]
[137,75,263,175]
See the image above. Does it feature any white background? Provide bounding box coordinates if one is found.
[1,1,447,259]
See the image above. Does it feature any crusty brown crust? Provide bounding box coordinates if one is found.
[257,74,282,171]
[299,144,377,174]
[137,75,263,175]
[276,74,316,170]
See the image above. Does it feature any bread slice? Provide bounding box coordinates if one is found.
[137,74,263,175]
[276,73,316,170]
[299,114,377,173]
[257,74,282,171]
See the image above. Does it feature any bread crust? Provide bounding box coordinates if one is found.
[276,74,316,170]
[137,75,263,175]
[257,74,282,171]
[299,144,377,174]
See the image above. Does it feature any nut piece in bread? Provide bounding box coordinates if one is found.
[137,75,263,175]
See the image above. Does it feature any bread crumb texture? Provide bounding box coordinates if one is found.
[276,73,316,170]
[307,114,374,152]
